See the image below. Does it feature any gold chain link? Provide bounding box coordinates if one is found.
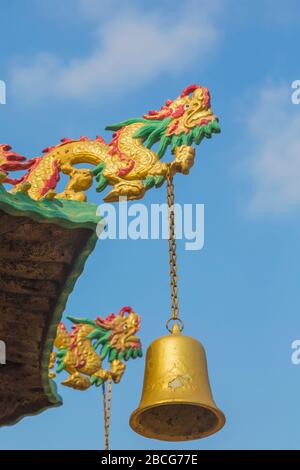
[166,168,184,333]
[102,377,112,450]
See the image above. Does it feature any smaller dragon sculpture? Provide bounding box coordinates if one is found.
[49,306,142,390]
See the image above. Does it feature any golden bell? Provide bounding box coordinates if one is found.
[130,324,225,441]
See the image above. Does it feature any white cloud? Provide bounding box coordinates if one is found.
[11,1,220,103]
[245,84,300,214]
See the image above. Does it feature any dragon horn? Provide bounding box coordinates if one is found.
[180,84,200,97]
[119,306,133,316]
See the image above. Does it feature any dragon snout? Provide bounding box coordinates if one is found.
[126,334,141,348]
[127,334,139,342]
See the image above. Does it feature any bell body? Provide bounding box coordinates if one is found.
[130,331,225,441]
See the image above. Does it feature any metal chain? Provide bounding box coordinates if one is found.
[102,377,112,450]
[166,168,184,333]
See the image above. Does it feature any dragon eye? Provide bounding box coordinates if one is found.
[123,323,128,331]
[184,103,190,109]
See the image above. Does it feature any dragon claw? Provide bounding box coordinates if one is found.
[62,373,91,391]
[104,181,146,202]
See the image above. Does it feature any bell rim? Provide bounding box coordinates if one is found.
[129,400,226,442]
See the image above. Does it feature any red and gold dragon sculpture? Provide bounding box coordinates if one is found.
[49,307,142,390]
[0,84,220,203]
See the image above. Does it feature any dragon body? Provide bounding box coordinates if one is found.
[49,307,142,390]
[1,84,220,202]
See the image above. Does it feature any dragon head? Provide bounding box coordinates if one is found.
[139,83,220,157]
[95,306,142,356]
[106,84,220,161]
[67,307,142,363]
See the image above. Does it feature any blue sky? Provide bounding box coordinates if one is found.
[1,0,300,450]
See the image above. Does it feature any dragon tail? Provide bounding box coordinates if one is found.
[0,144,33,184]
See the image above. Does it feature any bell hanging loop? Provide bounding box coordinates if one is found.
[166,317,184,334]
